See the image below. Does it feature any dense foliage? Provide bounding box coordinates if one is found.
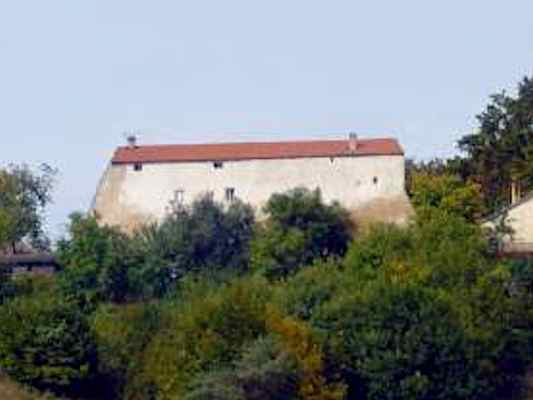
[0,164,56,251]
[0,279,96,397]
[409,172,485,222]
[407,74,533,216]
[2,184,533,399]
[130,194,255,298]
[57,213,135,306]
[3,73,533,398]
[251,188,353,279]
[456,76,533,212]
[57,194,256,303]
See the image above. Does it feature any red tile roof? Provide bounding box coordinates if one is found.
[111,138,404,164]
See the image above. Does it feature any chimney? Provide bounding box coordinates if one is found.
[511,180,521,205]
[349,132,358,152]
[127,134,137,149]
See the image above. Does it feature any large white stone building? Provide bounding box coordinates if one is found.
[92,135,413,231]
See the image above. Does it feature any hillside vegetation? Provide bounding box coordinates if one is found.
[0,185,532,399]
[0,373,56,400]
[0,74,533,399]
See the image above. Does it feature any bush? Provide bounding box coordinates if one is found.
[409,172,485,222]
[311,268,530,400]
[270,215,532,399]
[184,336,300,400]
[251,188,353,279]
[0,288,96,396]
[57,213,136,306]
[140,276,272,399]
[313,278,473,399]
[129,194,255,299]
[344,224,413,273]
[345,211,490,289]
[272,259,347,321]
[91,302,162,400]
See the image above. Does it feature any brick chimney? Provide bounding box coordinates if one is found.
[349,132,358,152]
[127,135,137,149]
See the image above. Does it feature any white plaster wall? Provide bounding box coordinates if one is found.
[494,200,533,243]
[94,155,409,228]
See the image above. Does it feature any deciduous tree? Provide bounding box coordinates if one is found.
[0,164,56,252]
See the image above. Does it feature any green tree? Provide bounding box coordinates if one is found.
[0,164,56,252]
[405,158,451,195]
[140,276,272,399]
[409,172,485,222]
[0,209,11,247]
[0,289,96,396]
[184,337,300,400]
[57,213,135,305]
[251,188,353,279]
[130,194,255,298]
[91,302,161,399]
[456,75,533,213]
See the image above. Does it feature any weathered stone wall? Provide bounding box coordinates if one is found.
[92,154,413,231]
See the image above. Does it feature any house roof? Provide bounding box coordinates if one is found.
[0,253,59,267]
[484,191,533,222]
[111,138,404,164]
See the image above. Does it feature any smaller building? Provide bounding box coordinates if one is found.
[484,188,533,256]
[0,253,59,277]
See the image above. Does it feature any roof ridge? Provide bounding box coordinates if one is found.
[116,137,398,149]
[111,137,403,164]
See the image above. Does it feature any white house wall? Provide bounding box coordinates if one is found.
[486,198,533,244]
[92,154,413,231]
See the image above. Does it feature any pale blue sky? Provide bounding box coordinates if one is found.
[0,0,532,238]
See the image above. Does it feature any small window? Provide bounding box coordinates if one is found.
[213,161,224,169]
[134,163,143,171]
[225,187,235,202]
[373,177,378,185]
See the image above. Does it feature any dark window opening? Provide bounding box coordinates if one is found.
[225,187,235,202]
[373,176,378,185]
[214,161,224,169]
[134,163,143,171]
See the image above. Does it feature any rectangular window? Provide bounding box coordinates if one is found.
[225,187,235,202]
[213,161,224,169]
[174,189,184,206]
[133,163,143,171]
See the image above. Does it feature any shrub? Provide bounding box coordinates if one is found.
[409,172,485,222]
[0,265,15,304]
[184,336,300,400]
[129,194,255,299]
[140,276,272,399]
[410,209,490,288]
[312,275,513,400]
[345,212,490,290]
[344,224,413,273]
[265,307,346,400]
[272,259,347,320]
[91,302,162,400]
[57,213,136,306]
[0,289,96,396]
[251,188,353,279]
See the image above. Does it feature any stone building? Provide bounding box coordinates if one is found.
[92,134,413,231]
[484,185,533,256]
